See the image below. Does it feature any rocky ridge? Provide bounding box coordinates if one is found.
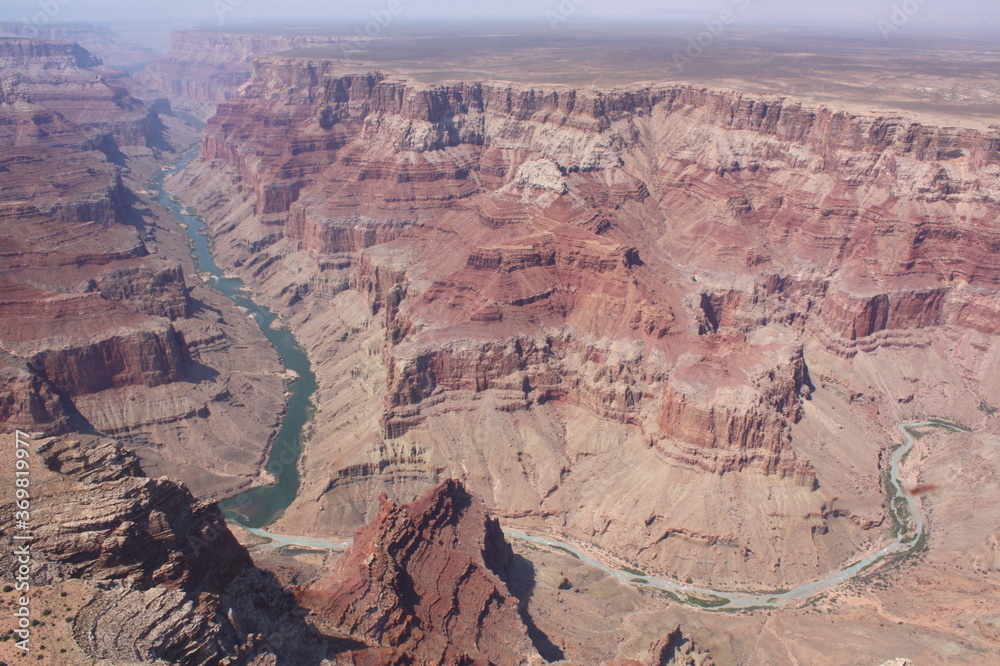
[305,478,537,664]
[0,39,286,497]
[0,435,326,664]
[171,59,1000,587]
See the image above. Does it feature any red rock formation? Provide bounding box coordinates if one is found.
[0,436,326,663]
[171,56,1000,584]
[305,479,536,665]
[180,66,854,477]
[0,79,188,431]
[137,30,350,118]
[0,40,286,497]
[0,39,170,153]
[655,334,814,482]
[29,323,188,396]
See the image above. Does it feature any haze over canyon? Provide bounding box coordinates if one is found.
[0,13,998,666]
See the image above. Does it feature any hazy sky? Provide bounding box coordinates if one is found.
[1,0,998,32]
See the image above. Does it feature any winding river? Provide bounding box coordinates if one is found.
[507,420,964,610]
[153,147,317,528]
[158,147,969,611]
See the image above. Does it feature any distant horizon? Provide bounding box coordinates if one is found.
[1,0,998,41]
[1,15,998,44]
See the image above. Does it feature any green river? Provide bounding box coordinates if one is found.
[153,147,317,528]
[157,146,970,611]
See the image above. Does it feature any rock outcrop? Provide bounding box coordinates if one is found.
[170,57,1000,586]
[0,39,286,497]
[606,625,716,666]
[305,479,537,664]
[0,435,326,664]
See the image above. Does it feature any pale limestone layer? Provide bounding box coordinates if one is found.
[171,62,1000,590]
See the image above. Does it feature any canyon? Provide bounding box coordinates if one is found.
[0,39,287,499]
[0,23,998,665]
[170,56,1000,595]
[137,29,354,119]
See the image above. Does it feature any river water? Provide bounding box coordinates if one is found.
[153,147,317,528]
[156,146,968,611]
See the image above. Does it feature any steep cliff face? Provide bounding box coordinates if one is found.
[0,436,325,664]
[198,61,1000,369]
[137,30,349,118]
[0,22,161,70]
[305,479,536,664]
[28,323,188,396]
[0,38,172,155]
[0,40,286,498]
[172,58,1000,586]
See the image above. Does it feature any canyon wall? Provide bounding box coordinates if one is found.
[137,30,352,118]
[0,38,173,158]
[0,22,161,69]
[0,40,286,498]
[172,57,1000,587]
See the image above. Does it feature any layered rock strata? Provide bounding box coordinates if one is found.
[305,479,537,664]
[0,38,176,165]
[0,22,161,70]
[171,59,1000,586]
[0,436,326,664]
[0,40,285,497]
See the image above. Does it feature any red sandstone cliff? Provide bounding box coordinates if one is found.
[0,40,286,497]
[170,57,1000,586]
[305,479,537,664]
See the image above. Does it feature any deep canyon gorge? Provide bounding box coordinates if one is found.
[0,22,999,666]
